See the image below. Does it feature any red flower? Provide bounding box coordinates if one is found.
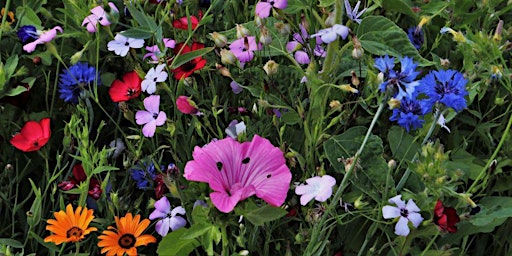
[10,118,51,152]
[433,200,460,233]
[109,71,142,102]
[58,164,103,200]
[170,42,207,80]
[172,15,199,30]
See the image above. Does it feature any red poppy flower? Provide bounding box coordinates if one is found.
[10,118,51,152]
[172,15,199,30]
[109,71,142,102]
[58,164,103,200]
[433,200,460,233]
[170,42,207,80]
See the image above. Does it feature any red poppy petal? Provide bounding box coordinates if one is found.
[19,120,43,141]
[10,133,32,152]
[39,118,51,140]
[109,80,129,102]
[434,200,444,218]
[72,164,87,182]
[123,71,142,89]
[191,42,205,51]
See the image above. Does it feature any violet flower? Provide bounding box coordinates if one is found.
[135,95,167,137]
[149,197,187,237]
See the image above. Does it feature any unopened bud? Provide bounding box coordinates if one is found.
[263,60,279,75]
[70,50,84,65]
[325,11,336,27]
[351,71,360,87]
[255,15,265,28]
[388,159,397,169]
[387,98,401,110]
[493,20,503,42]
[418,16,431,29]
[210,32,228,48]
[274,22,291,36]
[220,49,237,65]
[216,63,232,78]
[329,100,341,110]
[259,26,272,45]
[440,58,450,68]
[351,36,364,60]
[377,72,384,85]
[236,24,250,38]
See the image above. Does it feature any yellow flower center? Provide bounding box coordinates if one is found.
[118,234,136,249]
[66,227,83,239]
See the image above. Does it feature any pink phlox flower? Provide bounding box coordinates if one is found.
[255,0,288,18]
[311,24,349,44]
[184,135,292,213]
[135,95,167,137]
[107,33,145,57]
[295,175,336,205]
[23,26,62,53]
[382,195,424,236]
[143,38,176,63]
[82,3,118,33]
[229,36,262,63]
[149,197,187,237]
[142,64,168,94]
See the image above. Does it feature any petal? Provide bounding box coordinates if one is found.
[405,199,421,213]
[155,197,171,213]
[255,2,272,18]
[128,38,145,48]
[210,190,242,213]
[294,51,310,65]
[143,95,160,114]
[135,110,153,125]
[142,121,157,137]
[141,80,156,94]
[154,111,167,126]
[169,216,187,231]
[395,216,411,236]
[155,218,170,237]
[407,212,424,228]
[23,40,41,53]
[171,206,186,216]
[382,206,400,219]
[332,24,349,39]
[388,195,406,208]
[320,31,338,44]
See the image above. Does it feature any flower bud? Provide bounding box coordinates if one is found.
[236,24,250,38]
[388,159,397,169]
[259,26,272,45]
[387,98,401,110]
[255,15,265,28]
[325,11,336,27]
[176,95,202,115]
[216,63,232,78]
[263,60,279,75]
[440,58,450,68]
[329,100,341,110]
[493,20,503,42]
[220,48,237,65]
[274,22,291,36]
[210,32,228,48]
[351,71,360,87]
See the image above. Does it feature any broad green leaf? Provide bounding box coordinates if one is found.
[318,0,336,7]
[16,6,43,28]
[170,47,214,69]
[357,16,433,66]
[124,4,158,31]
[5,55,19,78]
[236,201,287,226]
[29,231,60,252]
[470,197,512,226]
[387,126,420,161]
[284,0,308,14]
[281,110,301,125]
[381,0,417,18]
[324,126,392,201]
[182,223,213,239]
[157,228,200,256]
[121,27,154,39]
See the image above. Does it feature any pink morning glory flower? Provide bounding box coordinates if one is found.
[184,135,292,213]
[149,197,187,237]
[255,0,288,18]
[82,3,118,33]
[107,33,145,57]
[382,195,424,236]
[143,38,176,63]
[229,36,262,63]
[135,95,167,137]
[142,64,168,94]
[23,26,63,53]
[311,24,349,44]
[295,175,336,205]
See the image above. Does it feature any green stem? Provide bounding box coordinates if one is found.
[467,108,512,194]
[420,231,440,256]
[304,100,386,255]
[395,109,442,192]
[221,223,229,255]
[0,0,11,42]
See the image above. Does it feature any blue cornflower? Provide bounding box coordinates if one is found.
[17,25,39,43]
[418,69,468,112]
[390,94,427,132]
[345,0,367,24]
[374,55,420,100]
[58,62,101,104]
[407,27,424,50]
[130,162,159,190]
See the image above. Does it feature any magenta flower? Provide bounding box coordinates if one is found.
[255,0,288,18]
[23,26,63,53]
[82,3,118,33]
[149,197,187,237]
[229,36,262,63]
[176,96,203,116]
[135,95,167,137]
[184,135,292,213]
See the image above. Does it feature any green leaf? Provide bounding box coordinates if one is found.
[170,47,214,69]
[381,0,417,18]
[16,6,43,28]
[92,166,119,175]
[387,126,420,161]
[318,0,336,7]
[5,55,19,78]
[470,197,512,226]
[29,231,60,252]
[4,85,28,96]
[124,4,158,31]
[284,0,308,14]
[236,201,287,226]
[121,27,154,39]
[157,228,200,256]
[280,110,301,125]
[357,16,433,66]
[0,238,24,248]
[182,223,213,239]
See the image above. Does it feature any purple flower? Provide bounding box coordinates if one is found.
[17,25,38,43]
[230,80,243,94]
[82,3,118,33]
[22,26,63,53]
[143,38,176,63]
[286,25,325,64]
[255,0,288,18]
[229,36,262,63]
[311,24,349,44]
[149,197,187,237]
[295,175,336,205]
[345,0,367,24]
[135,95,167,137]
[382,195,423,236]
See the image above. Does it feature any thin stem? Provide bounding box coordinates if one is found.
[0,0,11,42]
[305,100,386,254]
[420,231,440,256]
[221,223,229,255]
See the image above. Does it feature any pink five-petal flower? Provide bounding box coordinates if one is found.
[184,135,292,213]
[82,3,118,33]
[149,197,187,237]
[23,26,63,53]
[229,36,261,63]
[255,0,288,18]
[143,38,176,62]
[135,95,167,137]
[295,175,336,205]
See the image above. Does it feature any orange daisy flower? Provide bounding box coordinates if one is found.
[97,213,156,256]
[44,204,97,245]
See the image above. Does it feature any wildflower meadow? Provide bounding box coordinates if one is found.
[1,0,512,255]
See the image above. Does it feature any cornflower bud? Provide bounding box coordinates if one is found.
[220,49,237,65]
[236,24,250,38]
[259,26,272,45]
[387,98,401,110]
[210,32,228,48]
[263,60,279,75]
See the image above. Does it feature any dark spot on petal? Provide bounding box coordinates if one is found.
[216,162,223,171]
[242,157,250,164]
[267,174,271,178]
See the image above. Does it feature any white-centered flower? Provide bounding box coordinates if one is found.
[142,64,168,94]
[107,34,145,57]
[382,195,423,236]
[295,175,336,205]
